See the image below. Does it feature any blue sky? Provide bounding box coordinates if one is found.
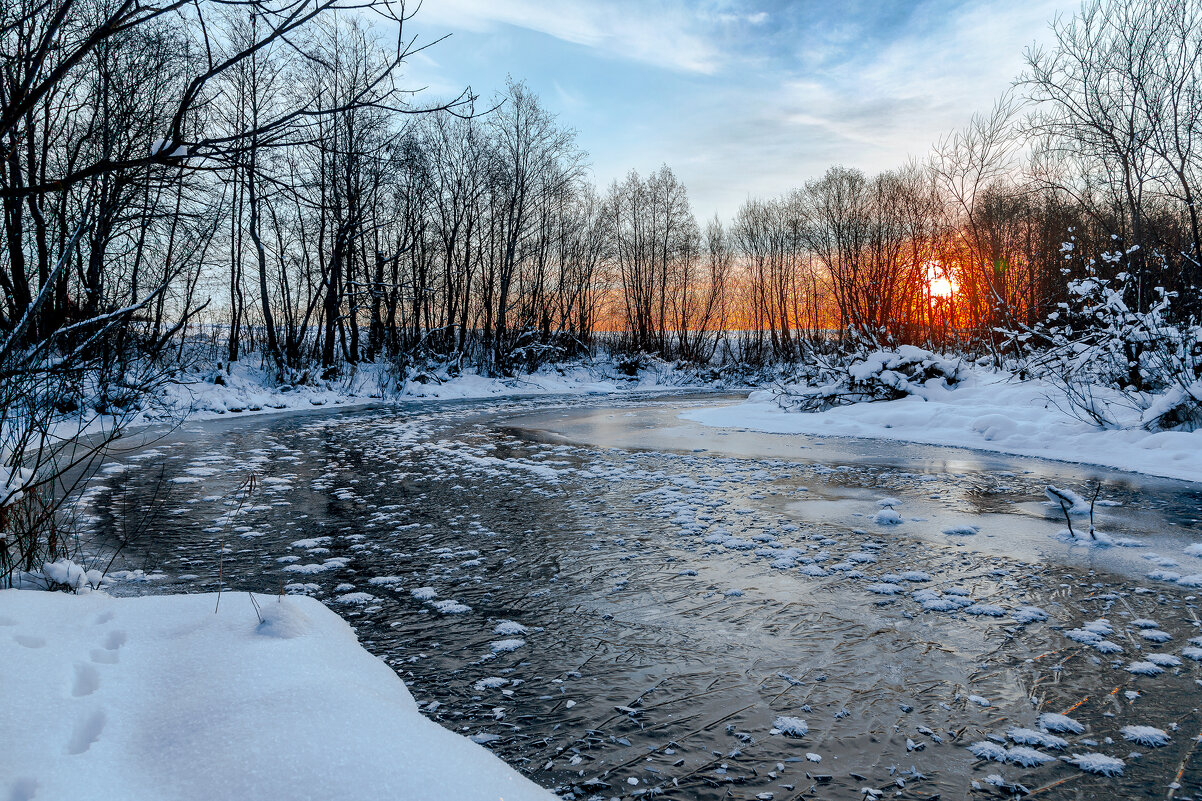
[402,0,1071,219]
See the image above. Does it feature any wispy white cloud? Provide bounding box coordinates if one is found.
[412,0,723,74]
[655,0,1071,215]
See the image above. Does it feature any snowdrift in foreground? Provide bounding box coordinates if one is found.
[681,372,1202,483]
[0,590,554,801]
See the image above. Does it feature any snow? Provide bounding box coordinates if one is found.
[430,599,472,614]
[772,716,809,737]
[912,588,971,612]
[1065,752,1125,776]
[489,638,526,653]
[1126,660,1164,676]
[1038,713,1085,734]
[872,508,903,525]
[474,677,508,691]
[1007,728,1067,749]
[493,620,529,635]
[1120,725,1170,747]
[1005,746,1056,767]
[0,590,554,801]
[1045,485,1091,515]
[1012,606,1048,624]
[282,558,347,574]
[115,358,708,432]
[334,591,376,604]
[1065,627,1104,645]
[681,370,1202,483]
[42,559,104,592]
[1083,619,1114,635]
[967,741,1007,762]
[964,603,1006,617]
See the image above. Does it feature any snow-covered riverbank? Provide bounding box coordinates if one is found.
[0,590,554,801]
[682,373,1202,484]
[94,358,716,434]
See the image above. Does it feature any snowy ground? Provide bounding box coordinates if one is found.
[681,371,1202,484]
[0,589,554,801]
[125,359,704,428]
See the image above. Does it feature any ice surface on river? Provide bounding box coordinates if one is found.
[75,395,1202,800]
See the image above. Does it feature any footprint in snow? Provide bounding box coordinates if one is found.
[7,777,37,801]
[90,648,119,665]
[65,709,106,755]
[72,664,100,697]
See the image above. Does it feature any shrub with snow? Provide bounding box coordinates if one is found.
[774,345,964,412]
[1009,268,1202,433]
[40,559,104,593]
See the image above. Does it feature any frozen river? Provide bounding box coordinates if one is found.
[83,392,1202,800]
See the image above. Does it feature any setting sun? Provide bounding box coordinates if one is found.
[924,263,955,299]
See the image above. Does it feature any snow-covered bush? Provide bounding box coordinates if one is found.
[40,558,103,593]
[774,345,964,411]
[1009,258,1202,431]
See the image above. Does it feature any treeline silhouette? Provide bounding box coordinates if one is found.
[1,0,1200,390]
